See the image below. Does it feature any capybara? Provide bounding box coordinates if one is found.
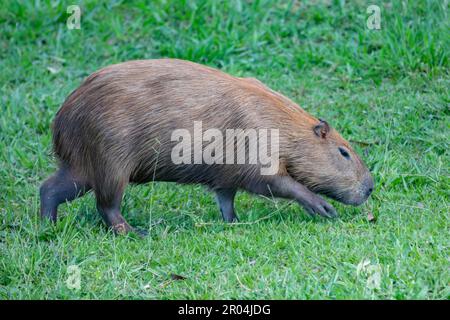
[40,59,374,234]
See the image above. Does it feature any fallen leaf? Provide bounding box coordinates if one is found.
[367,211,376,223]
[47,66,61,74]
[143,283,152,290]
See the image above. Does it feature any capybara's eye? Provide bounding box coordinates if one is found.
[339,147,351,160]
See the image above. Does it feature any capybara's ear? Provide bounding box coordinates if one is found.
[314,119,330,139]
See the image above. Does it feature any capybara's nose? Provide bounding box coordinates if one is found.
[364,176,374,197]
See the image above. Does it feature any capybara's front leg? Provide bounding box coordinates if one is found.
[215,188,238,222]
[247,175,337,218]
[40,164,90,222]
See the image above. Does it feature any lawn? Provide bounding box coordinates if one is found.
[0,0,448,299]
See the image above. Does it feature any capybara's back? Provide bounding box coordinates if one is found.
[54,59,274,189]
[42,59,373,234]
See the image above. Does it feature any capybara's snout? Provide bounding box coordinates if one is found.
[346,173,374,206]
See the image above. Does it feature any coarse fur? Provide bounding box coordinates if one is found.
[41,59,374,234]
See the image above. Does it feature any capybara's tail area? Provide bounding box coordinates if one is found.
[52,109,75,163]
[51,74,99,168]
[51,102,133,190]
[51,105,90,181]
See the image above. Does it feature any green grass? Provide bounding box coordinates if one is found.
[0,0,449,299]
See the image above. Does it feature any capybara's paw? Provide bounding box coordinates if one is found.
[111,223,148,237]
[302,195,337,218]
[111,222,133,235]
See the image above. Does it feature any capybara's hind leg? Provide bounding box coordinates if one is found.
[215,188,238,222]
[94,183,133,235]
[40,165,91,222]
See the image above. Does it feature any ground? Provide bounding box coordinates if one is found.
[0,1,448,299]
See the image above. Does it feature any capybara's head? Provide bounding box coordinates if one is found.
[288,119,374,206]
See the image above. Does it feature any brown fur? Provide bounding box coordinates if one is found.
[42,59,373,233]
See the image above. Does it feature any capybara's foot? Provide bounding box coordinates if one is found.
[302,194,337,218]
[111,221,133,235]
[111,223,148,237]
[96,192,135,235]
[215,188,239,223]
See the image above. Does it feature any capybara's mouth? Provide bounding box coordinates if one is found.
[327,176,374,206]
[324,190,370,207]
[344,196,369,206]
[340,192,371,206]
